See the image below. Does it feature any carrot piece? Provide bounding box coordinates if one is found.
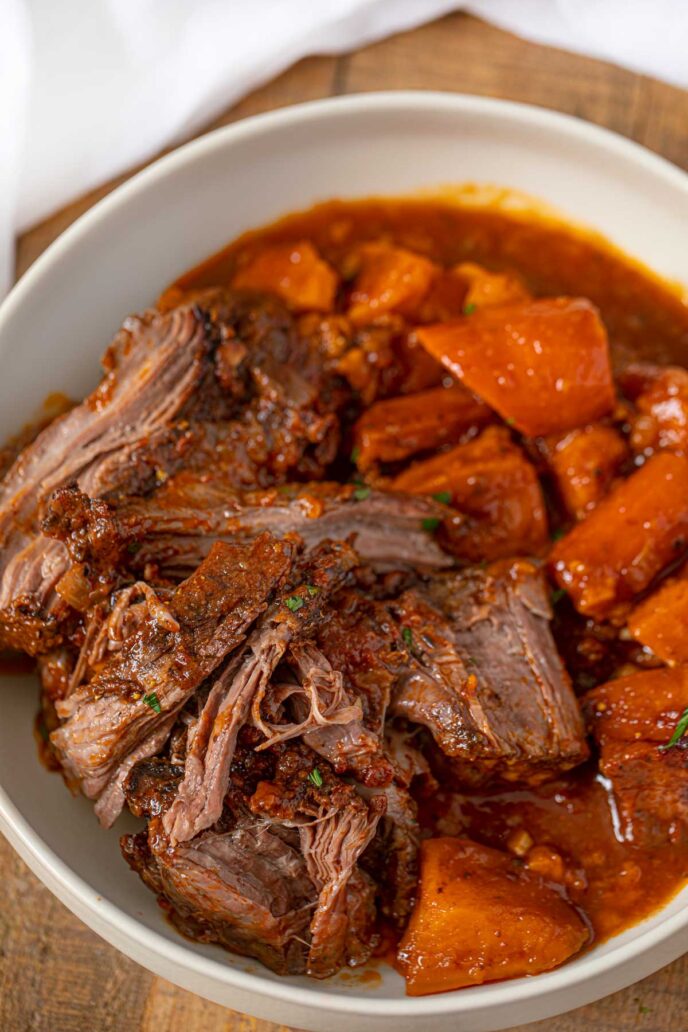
[232,241,337,312]
[417,297,615,436]
[628,566,688,664]
[454,261,530,310]
[540,423,628,520]
[347,243,437,325]
[550,451,688,619]
[392,426,548,561]
[352,384,491,471]
[398,838,588,996]
[583,666,688,845]
[585,666,688,745]
[620,363,688,456]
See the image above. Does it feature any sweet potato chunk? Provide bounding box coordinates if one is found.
[353,384,491,471]
[550,451,688,619]
[628,565,688,664]
[347,243,437,325]
[398,838,588,995]
[417,297,615,436]
[232,242,337,312]
[540,424,628,520]
[392,426,548,561]
[585,667,688,844]
[621,364,688,457]
[455,261,530,310]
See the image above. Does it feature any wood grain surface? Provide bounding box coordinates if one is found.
[3,12,688,1032]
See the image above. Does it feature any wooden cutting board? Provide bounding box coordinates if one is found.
[3,12,687,1032]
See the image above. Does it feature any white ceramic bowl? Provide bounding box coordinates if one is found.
[1,93,687,1032]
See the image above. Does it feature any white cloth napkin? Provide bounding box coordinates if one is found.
[2,0,687,294]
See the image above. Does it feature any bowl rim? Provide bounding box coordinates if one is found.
[1,90,687,1019]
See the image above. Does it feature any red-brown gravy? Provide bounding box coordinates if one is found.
[166,196,688,955]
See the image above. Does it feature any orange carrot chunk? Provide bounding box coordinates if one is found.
[627,565,688,665]
[392,425,548,561]
[352,383,491,471]
[347,243,437,325]
[454,261,530,310]
[620,363,688,457]
[398,838,588,996]
[540,423,628,520]
[417,297,615,436]
[232,241,337,312]
[550,451,688,619]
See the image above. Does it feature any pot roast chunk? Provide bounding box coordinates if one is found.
[249,746,385,977]
[584,666,688,845]
[50,534,293,821]
[48,478,455,580]
[162,541,359,844]
[391,559,588,784]
[0,305,215,652]
[122,814,315,976]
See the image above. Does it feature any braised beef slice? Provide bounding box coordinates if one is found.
[124,814,315,976]
[0,306,215,653]
[51,534,293,824]
[390,560,588,785]
[46,478,454,583]
[162,540,359,844]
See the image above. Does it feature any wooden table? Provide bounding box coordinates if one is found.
[3,12,688,1032]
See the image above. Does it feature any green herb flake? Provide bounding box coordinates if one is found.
[285,595,305,613]
[550,587,567,605]
[306,584,319,597]
[353,486,371,501]
[350,445,361,464]
[142,692,162,715]
[659,706,688,752]
[422,516,441,533]
[308,767,324,788]
[432,491,452,505]
[126,541,141,555]
[463,302,477,315]
[504,416,516,427]
[401,627,414,649]
[550,527,566,542]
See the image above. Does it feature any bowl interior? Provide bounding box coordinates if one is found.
[0,93,687,1029]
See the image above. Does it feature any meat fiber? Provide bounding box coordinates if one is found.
[51,534,293,822]
[162,541,358,844]
[0,306,214,652]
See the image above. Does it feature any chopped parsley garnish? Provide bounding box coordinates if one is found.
[353,486,371,501]
[126,541,141,555]
[550,527,566,542]
[422,516,441,532]
[659,706,688,752]
[308,766,324,788]
[285,595,305,612]
[142,692,162,714]
[550,588,567,605]
[401,627,414,649]
[306,584,319,597]
[463,302,477,315]
[505,416,516,427]
[432,491,452,505]
[350,445,361,464]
